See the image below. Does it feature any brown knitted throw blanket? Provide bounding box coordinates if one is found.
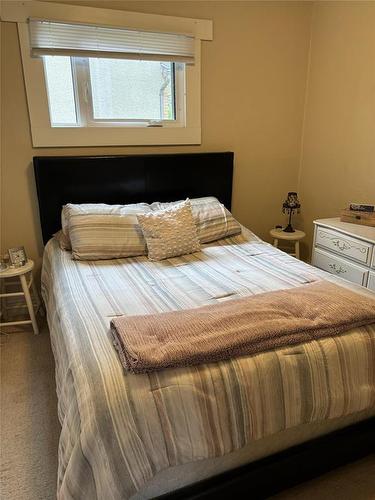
[110,281,375,373]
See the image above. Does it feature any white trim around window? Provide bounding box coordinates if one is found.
[2,1,212,147]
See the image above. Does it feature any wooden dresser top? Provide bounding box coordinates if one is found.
[314,218,375,244]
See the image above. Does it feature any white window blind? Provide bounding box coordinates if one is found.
[28,19,195,63]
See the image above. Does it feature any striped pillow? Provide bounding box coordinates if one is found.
[63,203,152,260]
[150,197,241,243]
[53,230,71,251]
[138,200,201,261]
[61,203,151,246]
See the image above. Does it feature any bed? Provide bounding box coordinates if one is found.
[34,153,375,500]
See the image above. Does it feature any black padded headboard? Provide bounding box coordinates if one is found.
[33,152,234,244]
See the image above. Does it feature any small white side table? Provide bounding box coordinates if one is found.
[270,228,306,260]
[0,259,41,335]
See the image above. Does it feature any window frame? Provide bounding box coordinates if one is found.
[56,57,185,129]
[11,2,211,147]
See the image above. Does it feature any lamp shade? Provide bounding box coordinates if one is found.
[282,192,300,211]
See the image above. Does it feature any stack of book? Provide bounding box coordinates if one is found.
[341,203,375,227]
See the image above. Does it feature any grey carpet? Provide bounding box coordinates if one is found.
[0,324,374,500]
[1,323,59,500]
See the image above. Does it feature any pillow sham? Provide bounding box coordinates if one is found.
[53,230,71,251]
[61,203,151,247]
[63,203,152,260]
[150,197,241,244]
[138,200,201,261]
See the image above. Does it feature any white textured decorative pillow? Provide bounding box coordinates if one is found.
[138,200,201,261]
[150,197,241,243]
[63,203,152,260]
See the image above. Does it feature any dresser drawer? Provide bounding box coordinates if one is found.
[368,272,375,292]
[372,252,375,270]
[312,249,369,286]
[315,227,373,265]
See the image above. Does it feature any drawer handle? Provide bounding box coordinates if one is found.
[318,232,367,254]
[329,263,347,274]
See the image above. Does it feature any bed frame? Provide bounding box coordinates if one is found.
[160,417,375,499]
[33,152,234,244]
[33,152,374,499]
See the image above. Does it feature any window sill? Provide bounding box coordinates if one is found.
[30,125,201,147]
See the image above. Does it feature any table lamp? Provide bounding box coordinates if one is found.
[282,192,300,233]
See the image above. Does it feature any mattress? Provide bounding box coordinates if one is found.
[41,228,375,500]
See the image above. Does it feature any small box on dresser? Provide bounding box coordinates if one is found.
[340,208,375,227]
[312,218,375,291]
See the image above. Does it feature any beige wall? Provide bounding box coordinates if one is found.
[1,1,313,273]
[298,1,375,259]
[2,1,374,272]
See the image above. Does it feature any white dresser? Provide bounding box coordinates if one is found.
[312,218,375,291]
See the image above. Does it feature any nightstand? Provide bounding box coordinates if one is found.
[270,228,306,260]
[0,259,42,335]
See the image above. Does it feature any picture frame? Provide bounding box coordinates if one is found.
[8,246,28,267]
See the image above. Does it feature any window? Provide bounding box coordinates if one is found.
[32,19,191,131]
[43,56,78,126]
[43,56,183,127]
[11,3,212,146]
[89,59,176,122]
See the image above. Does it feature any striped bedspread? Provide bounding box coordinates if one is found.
[41,228,375,500]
